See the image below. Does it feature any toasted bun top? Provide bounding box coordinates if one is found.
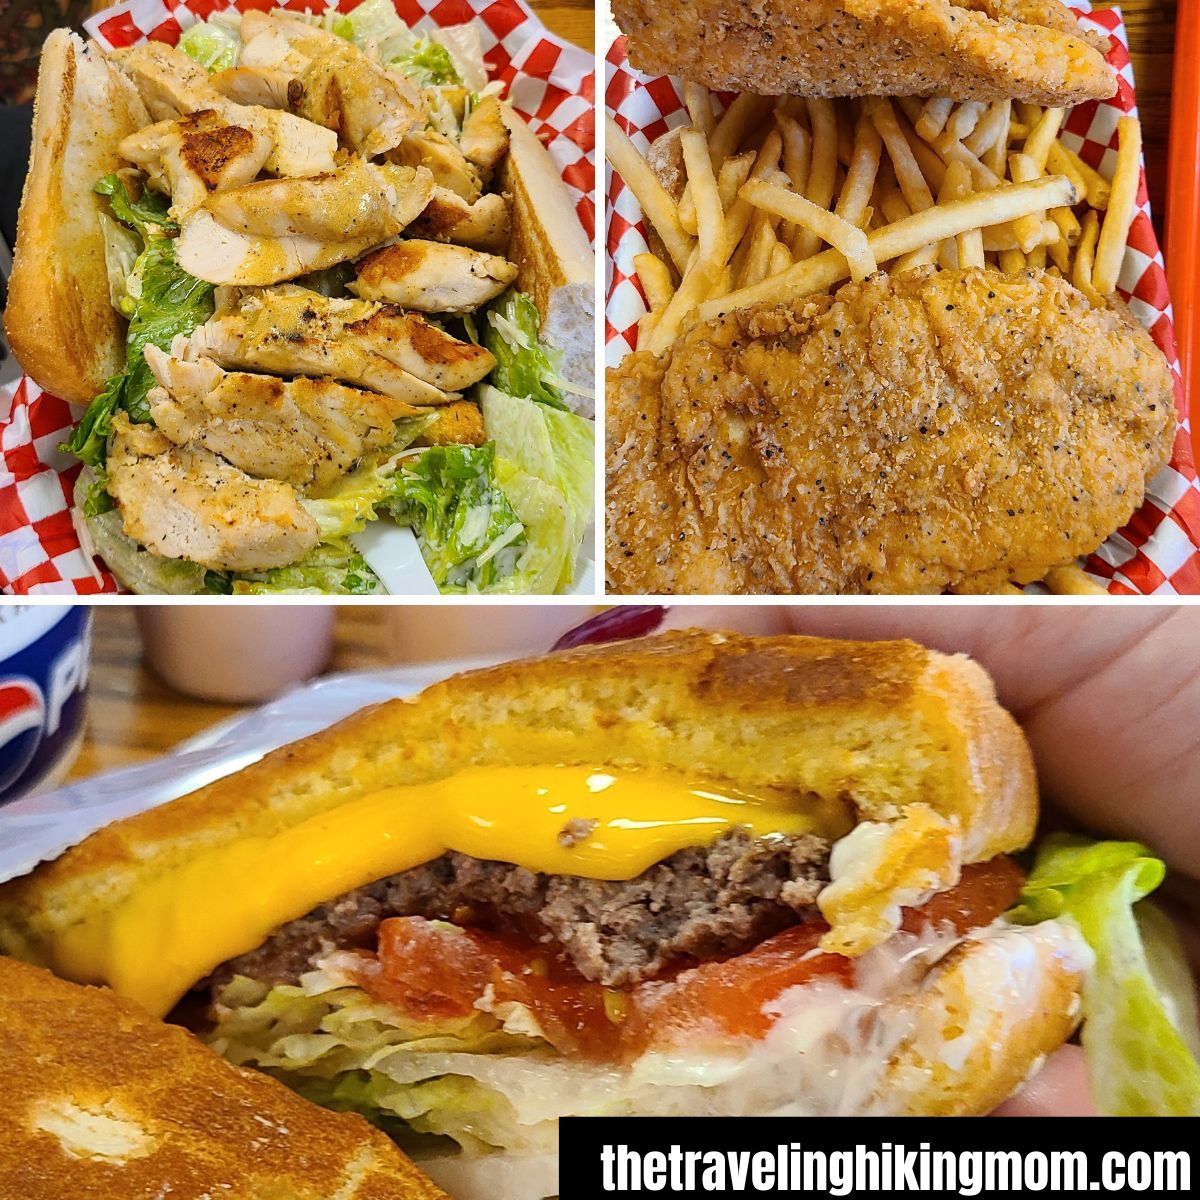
[4,31,149,405]
[0,630,1035,967]
[0,956,446,1200]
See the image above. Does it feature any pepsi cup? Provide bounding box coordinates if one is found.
[0,607,91,805]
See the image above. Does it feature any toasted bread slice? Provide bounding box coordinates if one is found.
[4,31,150,406]
[498,102,594,406]
[0,630,1034,973]
[613,0,1116,105]
[0,956,447,1199]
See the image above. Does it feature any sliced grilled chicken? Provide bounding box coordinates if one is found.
[143,346,428,491]
[408,187,509,252]
[292,43,422,158]
[112,42,336,177]
[350,240,518,313]
[205,160,429,241]
[176,163,433,285]
[460,96,509,175]
[390,129,482,201]
[189,284,491,394]
[212,66,293,109]
[239,9,340,63]
[107,412,320,572]
[121,110,271,218]
[420,400,487,447]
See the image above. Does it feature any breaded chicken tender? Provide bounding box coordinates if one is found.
[613,0,1115,105]
[606,268,1174,595]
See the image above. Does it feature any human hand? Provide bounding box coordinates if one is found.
[657,605,1200,1115]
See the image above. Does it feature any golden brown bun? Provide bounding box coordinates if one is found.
[498,102,594,403]
[613,0,1115,105]
[3,31,149,405]
[0,630,1035,969]
[882,919,1087,1113]
[0,956,447,1200]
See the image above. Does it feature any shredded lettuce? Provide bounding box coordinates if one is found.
[1009,835,1200,1116]
[470,291,570,410]
[391,38,460,86]
[384,443,526,591]
[227,543,382,595]
[177,16,243,72]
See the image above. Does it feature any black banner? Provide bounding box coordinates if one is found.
[559,1117,1197,1198]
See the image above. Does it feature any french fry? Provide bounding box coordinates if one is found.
[1008,152,1046,254]
[776,112,812,247]
[982,220,1058,252]
[1044,564,1109,595]
[696,175,1077,319]
[982,100,1012,175]
[1045,142,1088,203]
[717,152,754,211]
[868,97,935,215]
[792,98,838,258]
[999,248,1027,272]
[834,114,884,229]
[633,252,675,312]
[1048,234,1071,272]
[947,101,986,141]
[741,212,780,287]
[965,100,1009,158]
[942,161,984,270]
[936,162,967,271]
[893,243,940,273]
[1073,209,1106,306]
[604,116,694,274]
[836,100,856,168]
[637,309,660,344]
[1026,245,1048,269]
[1023,107,1065,172]
[719,130,783,265]
[897,96,925,130]
[770,242,792,274]
[1092,116,1142,294]
[680,128,725,266]
[1057,142,1111,209]
[684,82,715,138]
[932,132,1002,190]
[742,178,877,281]
[916,97,954,141]
[646,262,717,354]
[896,109,948,192]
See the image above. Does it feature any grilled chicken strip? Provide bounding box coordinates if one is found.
[189,284,492,394]
[144,346,429,491]
[291,43,422,158]
[107,413,320,572]
[459,96,509,175]
[408,187,509,252]
[120,110,272,218]
[351,241,518,313]
[112,42,337,177]
[390,129,482,201]
[176,163,433,285]
[212,66,292,109]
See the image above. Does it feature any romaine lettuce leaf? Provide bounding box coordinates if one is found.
[334,0,479,88]
[94,174,176,239]
[177,16,242,72]
[472,291,570,410]
[383,443,526,591]
[1009,835,1200,1116]
[98,212,141,317]
[391,38,460,86]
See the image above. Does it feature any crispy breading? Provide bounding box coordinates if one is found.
[613,0,1115,105]
[605,267,1175,595]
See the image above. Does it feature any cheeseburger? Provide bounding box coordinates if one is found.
[0,630,1188,1195]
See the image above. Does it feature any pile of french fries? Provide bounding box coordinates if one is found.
[605,87,1146,597]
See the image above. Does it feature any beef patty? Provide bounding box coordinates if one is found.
[212,830,831,993]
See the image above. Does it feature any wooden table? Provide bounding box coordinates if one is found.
[70,608,395,780]
[1105,0,1176,240]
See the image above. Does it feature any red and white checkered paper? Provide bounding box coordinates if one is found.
[605,4,1200,595]
[0,0,594,594]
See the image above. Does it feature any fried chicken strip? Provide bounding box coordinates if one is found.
[606,267,1174,595]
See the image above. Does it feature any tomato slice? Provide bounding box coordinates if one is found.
[356,856,1022,1062]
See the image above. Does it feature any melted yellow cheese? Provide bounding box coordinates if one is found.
[51,765,850,1017]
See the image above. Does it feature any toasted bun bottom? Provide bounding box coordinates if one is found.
[412,920,1089,1200]
[0,956,446,1200]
